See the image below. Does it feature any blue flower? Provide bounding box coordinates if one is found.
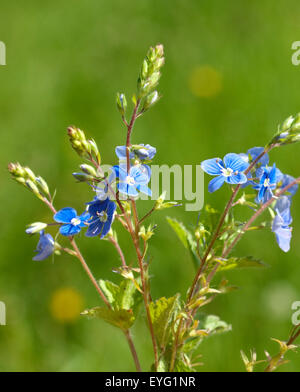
[115,146,134,161]
[33,230,55,261]
[113,164,152,197]
[54,208,90,236]
[201,153,249,193]
[115,144,156,161]
[247,147,269,166]
[86,198,116,238]
[272,196,292,252]
[133,144,156,160]
[239,147,269,188]
[280,174,298,199]
[253,164,282,203]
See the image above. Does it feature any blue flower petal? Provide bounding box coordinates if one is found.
[101,219,113,238]
[201,158,223,176]
[208,175,225,193]
[59,224,81,236]
[275,228,292,252]
[275,196,291,214]
[137,184,152,196]
[225,172,248,185]
[247,147,269,166]
[223,153,249,172]
[79,211,91,228]
[134,144,156,160]
[130,165,150,185]
[54,208,77,224]
[86,221,104,237]
[281,174,298,198]
[107,201,117,217]
[33,231,55,261]
[115,146,134,160]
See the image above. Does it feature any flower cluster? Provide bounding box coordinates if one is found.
[20,139,156,261]
[201,146,298,252]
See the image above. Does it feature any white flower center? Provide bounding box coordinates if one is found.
[126,175,135,186]
[71,218,81,226]
[97,211,108,223]
[264,178,270,187]
[221,167,233,177]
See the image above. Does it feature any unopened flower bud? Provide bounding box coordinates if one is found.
[80,164,97,177]
[116,93,127,117]
[25,180,44,201]
[72,172,95,182]
[35,176,50,197]
[142,91,160,111]
[268,112,300,146]
[26,222,48,234]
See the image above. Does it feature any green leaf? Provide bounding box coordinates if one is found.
[166,217,189,247]
[217,256,268,272]
[166,217,200,268]
[117,279,143,317]
[81,307,135,330]
[149,295,180,349]
[197,314,231,335]
[96,279,142,328]
[99,280,119,307]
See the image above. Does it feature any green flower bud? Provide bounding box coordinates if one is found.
[116,93,127,117]
[142,91,160,112]
[80,164,97,177]
[268,112,300,146]
[72,172,95,182]
[36,176,50,197]
[67,126,100,163]
[137,44,165,99]
[24,167,36,182]
[25,180,44,201]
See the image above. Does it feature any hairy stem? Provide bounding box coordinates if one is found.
[109,236,127,267]
[43,197,142,372]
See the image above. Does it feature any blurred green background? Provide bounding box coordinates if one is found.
[1,0,300,372]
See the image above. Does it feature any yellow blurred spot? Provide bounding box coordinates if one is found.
[50,287,84,323]
[188,66,222,98]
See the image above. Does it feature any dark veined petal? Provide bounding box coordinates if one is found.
[54,208,77,224]
[208,175,225,193]
[201,158,223,176]
[106,200,117,217]
[268,164,278,184]
[33,231,55,261]
[256,185,266,203]
[137,184,152,196]
[223,153,249,173]
[225,172,248,185]
[88,198,109,217]
[59,223,81,236]
[86,220,104,237]
[101,218,114,238]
